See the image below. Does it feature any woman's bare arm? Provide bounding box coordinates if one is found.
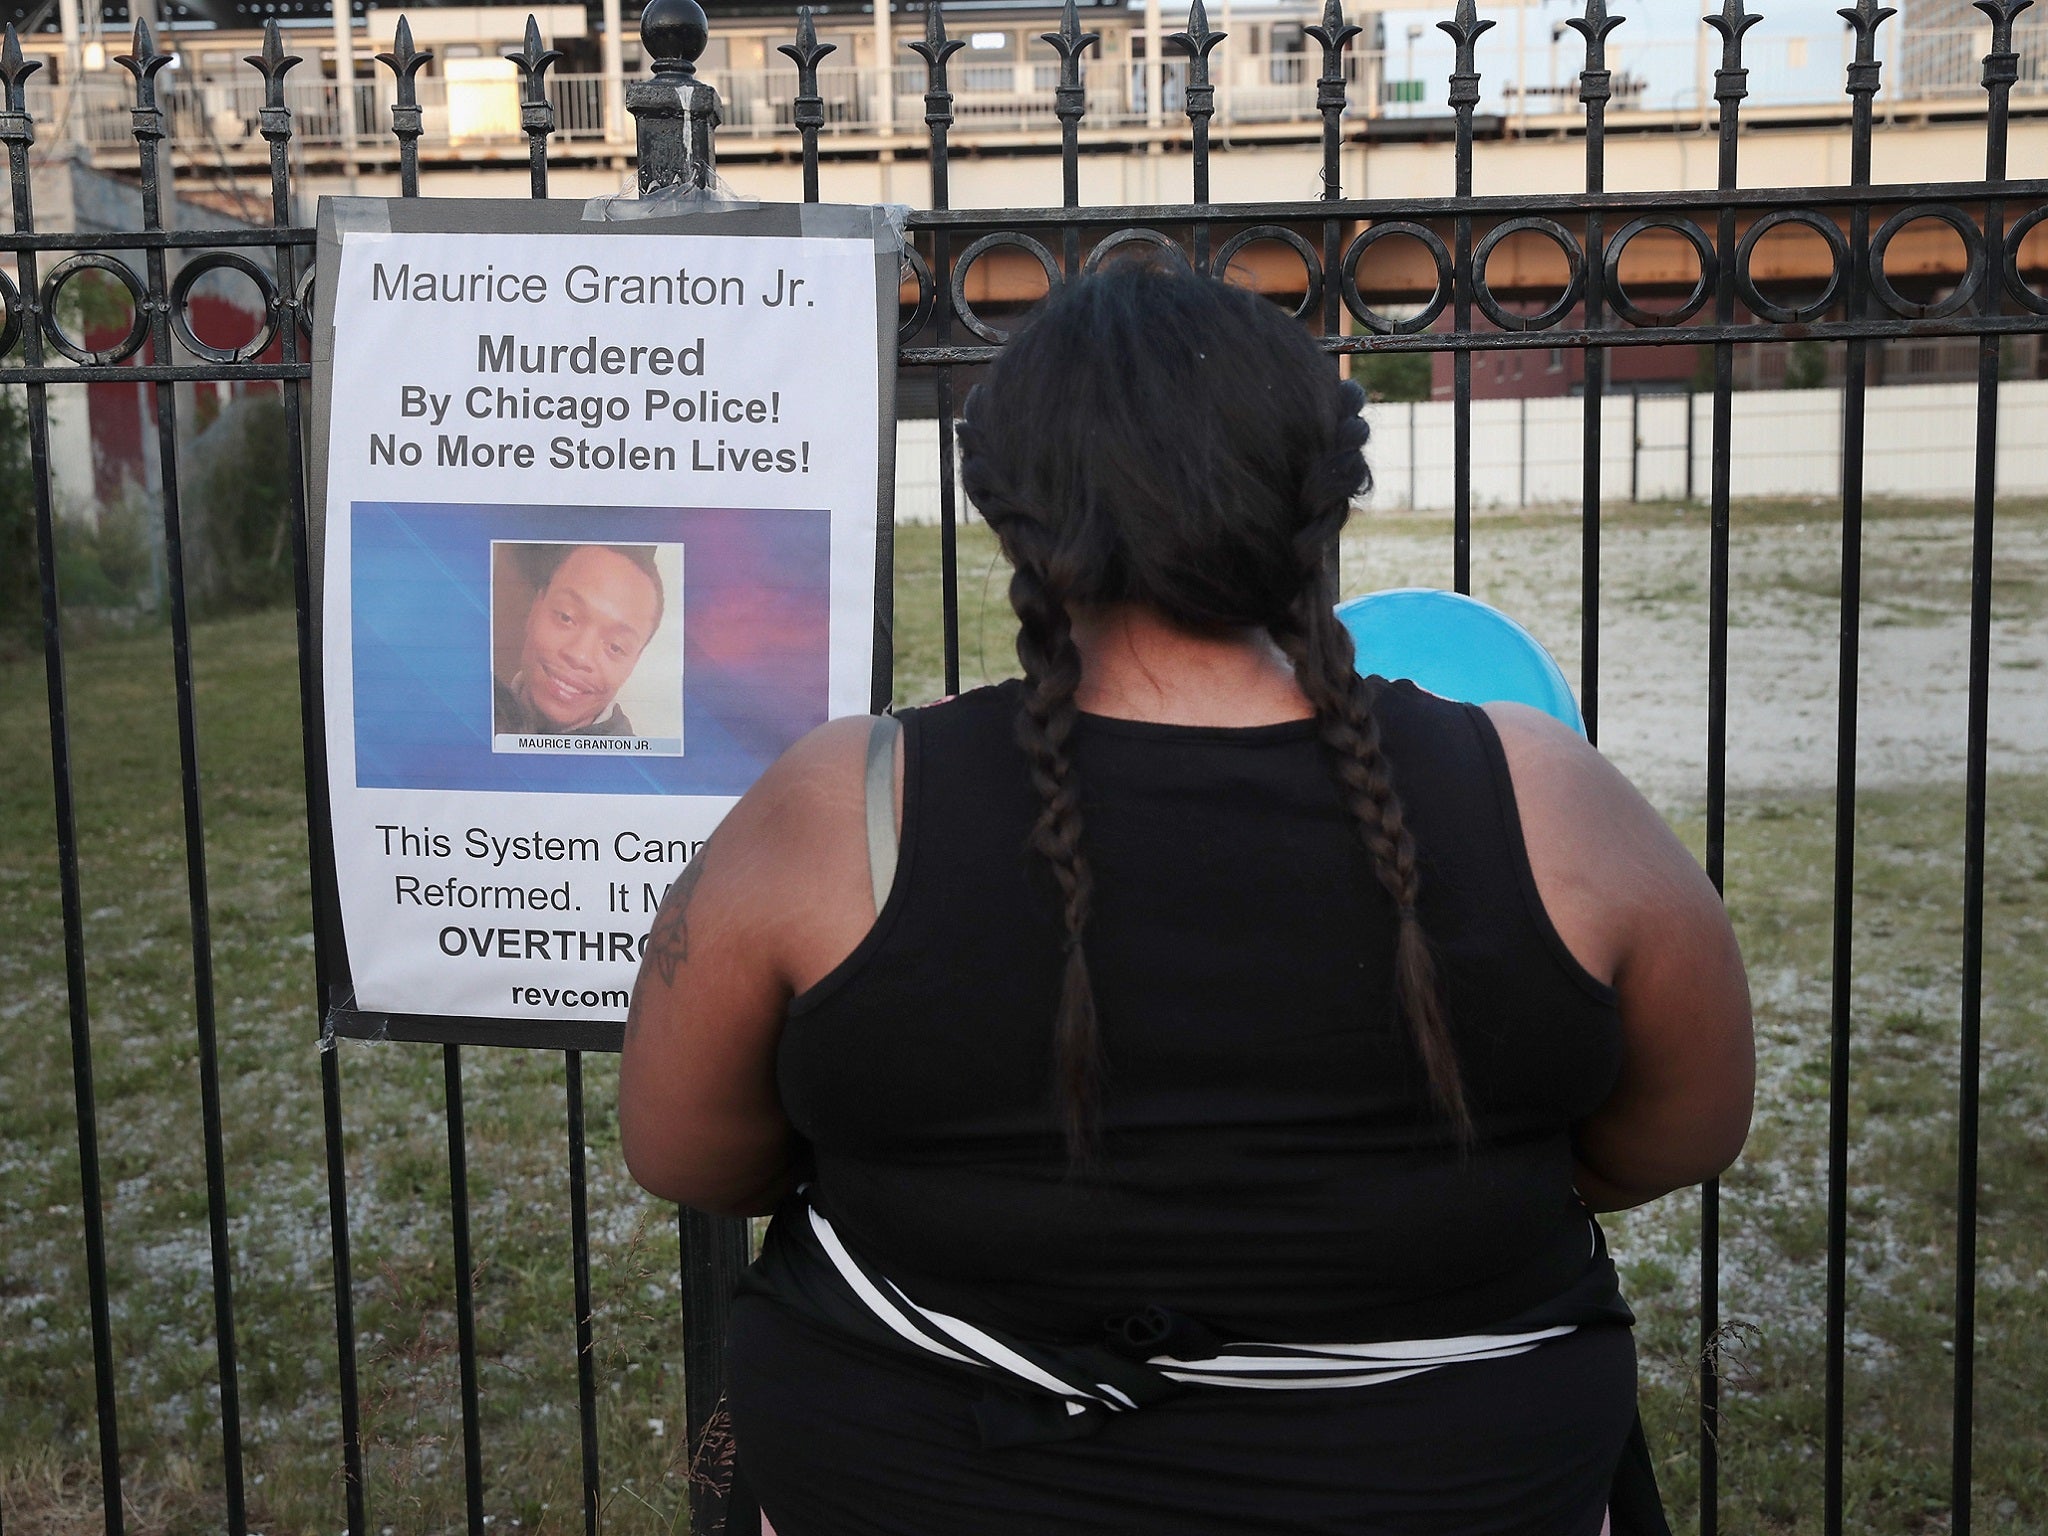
[619,715,878,1215]
[1485,702,1755,1212]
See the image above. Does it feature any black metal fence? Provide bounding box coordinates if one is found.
[6,0,2046,1532]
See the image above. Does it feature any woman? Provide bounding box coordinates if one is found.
[620,267,1753,1536]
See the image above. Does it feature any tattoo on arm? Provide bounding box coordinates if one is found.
[645,852,710,989]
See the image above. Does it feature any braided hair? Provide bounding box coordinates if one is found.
[957,266,1470,1160]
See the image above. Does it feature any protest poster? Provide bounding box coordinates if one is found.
[307,199,898,1049]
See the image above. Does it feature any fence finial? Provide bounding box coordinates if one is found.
[1568,0,1623,107]
[628,0,719,195]
[377,16,433,98]
[912,1,966,136]
[779,7,837,78]
[116,19,174,109]
[912,3,965,83]
[1972,0,2035,52]
[1043,0,1102,93]
[1705,0,1761,104]
[0,24,42,115]
[1439,0,1494,112]
[1838,0,1896,95]
[246,19,303,113]
[509,15,564,104]
[1170,0,1227,76]
[1567,0,1624,63]
[1307,0,1361,78]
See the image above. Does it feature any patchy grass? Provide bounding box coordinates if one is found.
[5,500,2047,1533]
[1616,775,2048,1536]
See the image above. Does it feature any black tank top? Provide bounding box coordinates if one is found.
[777,677,1625,1347]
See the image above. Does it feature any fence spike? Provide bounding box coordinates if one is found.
[1705,0,1762,79]
[1566,0,1625,58]
[1170,0,1226,73]
[1042,0,1101,81]
[1439,0,1495,111]
[245,18,303,110]
[1439,0,1496,56]
[1972,0,2035,51]
[1306,0,1361,66]
[116,19,174,106]
[911,2,964,78]
[377,15,433,98]
[777,8,836,80]
[780,2,835,196]
[1569,0,1624,109]
[0,23,42,113]
[1843,0,1900,64]
[507,14,564,103]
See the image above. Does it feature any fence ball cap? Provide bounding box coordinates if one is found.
[639,0,709,73]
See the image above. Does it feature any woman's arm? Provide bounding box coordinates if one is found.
[1484,703,1755,1212]
[619,715,879,1216]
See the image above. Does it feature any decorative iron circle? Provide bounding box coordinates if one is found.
[0,269,22,361]
[1083,228,1193,275]
[1213,226,1323,321]
[1471,217,1586,333]
[1735,208,1849,325]
[1867,204,1985,321]
[295,263,318,341]
[898,247,936,342]
[950,232,1062,345]
[168,252,282,364]
[1339,221,1452,336]
[40,253,150,366]
[2001,203,2048,317]
[1603,215,1718,329]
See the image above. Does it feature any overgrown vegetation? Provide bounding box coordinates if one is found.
[0,368,296,663]
[183,393,298,617]
[4,502,2046,1533]
[0,385,39,654]
[1353,349,1433,403]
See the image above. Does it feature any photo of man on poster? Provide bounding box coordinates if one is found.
[493,542,667,739]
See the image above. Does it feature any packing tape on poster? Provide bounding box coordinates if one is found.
[330,199,391,237]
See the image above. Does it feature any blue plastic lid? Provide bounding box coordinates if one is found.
[1334,588,1586,738]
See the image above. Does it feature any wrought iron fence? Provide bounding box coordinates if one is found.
[5,0,2047,1533]
[16,20,2048,163]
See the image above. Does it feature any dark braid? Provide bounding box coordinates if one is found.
[1272,580,1472,1143]
[1008,548,1102,1163]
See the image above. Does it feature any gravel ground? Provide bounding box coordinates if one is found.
[1340,500,2048,807]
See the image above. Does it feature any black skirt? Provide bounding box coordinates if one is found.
[728,1292,1640,1536]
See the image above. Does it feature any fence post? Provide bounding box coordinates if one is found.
[1685,389,1697,503]
[1630,388,1641,503]
[1408,398,1417,510]
[629,0,721,194]
[1519,393,1528,509]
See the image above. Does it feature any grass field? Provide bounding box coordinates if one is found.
[3,497,2045,1534]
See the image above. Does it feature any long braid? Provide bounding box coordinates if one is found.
[1275,575,1474,1145]
[1004,526,1103,1163]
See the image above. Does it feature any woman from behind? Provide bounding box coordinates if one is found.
[620,264,1754,1536]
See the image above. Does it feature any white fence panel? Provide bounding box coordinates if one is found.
[899,378,2048,525]
[1355,379,2045,513]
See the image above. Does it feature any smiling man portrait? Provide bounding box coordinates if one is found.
[494,543,666,738]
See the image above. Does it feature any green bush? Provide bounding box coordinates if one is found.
[1354,350,1432,403]
[184,389,296,616]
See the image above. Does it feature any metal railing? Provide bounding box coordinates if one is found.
[16,23,2047,160]
[5,0,2046,1535]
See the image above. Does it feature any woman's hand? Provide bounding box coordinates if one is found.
[1486,703,1755,1212]
[619,716,884,1215]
